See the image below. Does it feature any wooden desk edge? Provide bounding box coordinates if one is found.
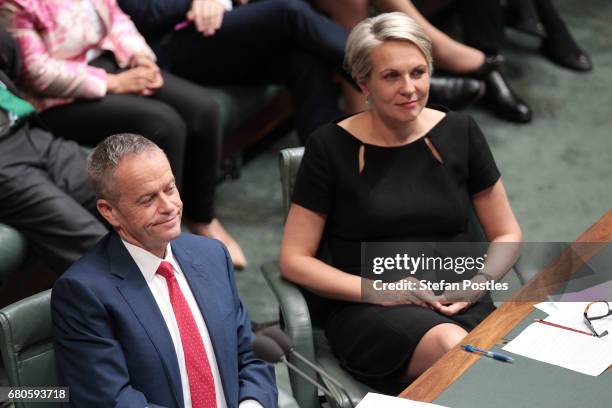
[399,209,612,402]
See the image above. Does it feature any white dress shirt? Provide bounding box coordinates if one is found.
[122,240,263,408]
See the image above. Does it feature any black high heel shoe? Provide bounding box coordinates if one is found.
[541,39,593,72]
[467,54,504,79]
[533,0,593,72]
[467,55,532,123]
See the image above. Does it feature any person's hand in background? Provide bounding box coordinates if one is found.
[128,53,164,95]
[188,0,226,37]
[107,66,161,96]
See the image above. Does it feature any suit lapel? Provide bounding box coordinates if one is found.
[108,234,184,408]
[172,241,233,398]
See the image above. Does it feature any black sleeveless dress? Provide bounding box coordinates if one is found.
[291,108,500,393]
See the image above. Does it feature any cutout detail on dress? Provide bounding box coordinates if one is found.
[424,137,444,164]
[358,144,365,174]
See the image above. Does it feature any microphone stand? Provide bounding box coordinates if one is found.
[286,349,356,408]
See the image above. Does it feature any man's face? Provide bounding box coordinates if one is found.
[97,149,183,256]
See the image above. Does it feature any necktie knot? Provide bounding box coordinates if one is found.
[157,261,175,280]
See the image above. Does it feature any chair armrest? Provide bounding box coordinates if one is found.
[261,261,316,361]
[261,261,319,408]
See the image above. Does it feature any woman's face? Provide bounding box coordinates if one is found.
[360,40,430,124]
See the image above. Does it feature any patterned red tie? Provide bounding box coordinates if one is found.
[157,261,217,408]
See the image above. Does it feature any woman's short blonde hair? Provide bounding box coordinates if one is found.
[344,12,433,83]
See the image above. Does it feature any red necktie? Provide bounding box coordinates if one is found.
[157,261,217,408]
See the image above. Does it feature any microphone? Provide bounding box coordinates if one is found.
[251,335,335,400]
[251,335,286,363]
[260,326,355,408]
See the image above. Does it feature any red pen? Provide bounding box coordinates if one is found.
[534,319,593,337]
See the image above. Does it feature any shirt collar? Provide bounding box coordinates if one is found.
[121,239,181,282]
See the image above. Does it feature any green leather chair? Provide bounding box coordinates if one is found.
[0,289,57,408]
[0,224,28,293]
[262,147,535,408]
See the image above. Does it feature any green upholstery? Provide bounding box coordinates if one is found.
[0,224,28,287]
[0,290,57,408]
[207,85,285,137]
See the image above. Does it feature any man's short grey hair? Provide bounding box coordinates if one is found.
[87,133,164,201]
[344,12,433,83]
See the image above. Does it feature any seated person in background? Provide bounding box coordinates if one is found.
[0,0,249,269]
[52,134,277,408]
[0,26,106,273]
[280,13,522,394]
[117,0,350,143]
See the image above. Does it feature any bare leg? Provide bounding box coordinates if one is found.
[374,0,486,73]
[404,323,467,380]
[186,218,248,269]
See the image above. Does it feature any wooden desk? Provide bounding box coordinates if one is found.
[399,209,612,402]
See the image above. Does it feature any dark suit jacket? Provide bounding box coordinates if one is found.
[51,232,277,408]
[117,0,191,51]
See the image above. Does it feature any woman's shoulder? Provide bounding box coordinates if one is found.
[425,107,476,139]
[426,105,474,125]
[307,118,357,149]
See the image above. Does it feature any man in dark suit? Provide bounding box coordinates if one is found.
[117,0,348,143]
[51,134,277,407]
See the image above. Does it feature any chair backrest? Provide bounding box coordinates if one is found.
[0,289,57,408]
[280,147,306,220]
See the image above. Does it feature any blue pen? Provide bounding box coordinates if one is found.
[461,344,514,363]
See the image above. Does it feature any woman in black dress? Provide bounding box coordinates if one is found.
[280,12,522,393]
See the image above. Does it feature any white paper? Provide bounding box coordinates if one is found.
[356,392,450,408]
[502,322,612,376]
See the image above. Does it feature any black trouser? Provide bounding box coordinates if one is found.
[156,0,347,142]
[456,0,505,55]
[39,54,221,222]
[0,124,107,273]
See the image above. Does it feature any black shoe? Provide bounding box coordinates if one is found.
[482,71,532,123]
[467,54,505,79]
[428,77,485,110]
[541,39,593,72]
